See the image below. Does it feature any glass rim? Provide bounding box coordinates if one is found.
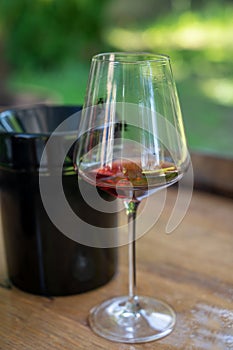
[92,52,170,64]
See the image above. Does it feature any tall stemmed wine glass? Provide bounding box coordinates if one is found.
[73,52,189,343]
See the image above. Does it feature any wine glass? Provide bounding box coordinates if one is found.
[73,52,189,343]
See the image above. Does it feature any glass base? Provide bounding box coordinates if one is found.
[89,295,176,343]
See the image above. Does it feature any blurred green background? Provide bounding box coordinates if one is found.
[0,0,232,156]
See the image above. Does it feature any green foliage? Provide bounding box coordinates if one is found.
[103,2,233,156]
[3,0,233,155]
[8,61,90,105]
[0,0,107,70]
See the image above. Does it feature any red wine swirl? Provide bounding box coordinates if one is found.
[79,159,181,200]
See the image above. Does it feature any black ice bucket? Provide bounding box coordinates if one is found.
[0,105,118,296]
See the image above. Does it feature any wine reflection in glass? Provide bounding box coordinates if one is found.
[73,52,189,343]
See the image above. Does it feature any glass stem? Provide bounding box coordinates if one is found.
[125,198,140,300]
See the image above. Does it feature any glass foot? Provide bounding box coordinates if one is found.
[89,295,176,343]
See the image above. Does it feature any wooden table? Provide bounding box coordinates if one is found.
[0,188,233,350]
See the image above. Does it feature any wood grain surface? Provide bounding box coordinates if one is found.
[0,188,233,350]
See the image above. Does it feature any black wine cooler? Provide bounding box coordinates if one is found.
[0,105,118,296]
